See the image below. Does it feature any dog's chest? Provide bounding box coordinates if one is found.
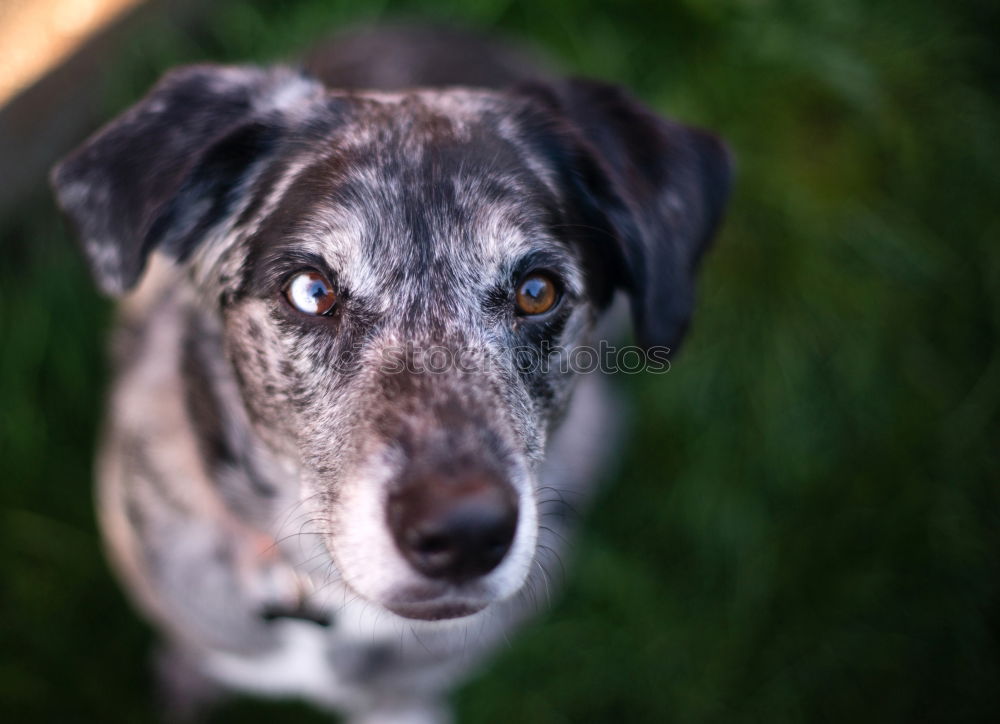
[203,619,352,706]
[200,603,473,708]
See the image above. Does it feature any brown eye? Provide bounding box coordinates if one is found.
[284,271,337,316]
[515,273,559,316]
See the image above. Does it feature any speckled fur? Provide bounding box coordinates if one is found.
[51,27,731,722]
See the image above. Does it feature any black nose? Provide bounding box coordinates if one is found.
[388,475,518,584]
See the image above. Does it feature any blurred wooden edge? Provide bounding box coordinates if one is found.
[0,0,146,107]
[0,0,205,219]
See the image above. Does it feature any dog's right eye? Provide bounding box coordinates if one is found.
[283,271,337,316]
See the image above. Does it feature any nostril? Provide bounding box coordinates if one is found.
[413,533,451,556]
[486,536,511,557]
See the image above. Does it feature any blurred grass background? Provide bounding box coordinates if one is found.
[2,0,999,721]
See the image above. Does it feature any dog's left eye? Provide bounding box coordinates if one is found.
[515,272,560,316]
[284,271,337,316]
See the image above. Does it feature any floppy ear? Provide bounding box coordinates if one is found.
[517,78,733,351]
[50,64,324,295]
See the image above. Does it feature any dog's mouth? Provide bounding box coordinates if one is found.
[380,583,491,621]
[383,598,488,621]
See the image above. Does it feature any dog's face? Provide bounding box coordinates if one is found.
[52,66,730,621]
[220,90,605,620]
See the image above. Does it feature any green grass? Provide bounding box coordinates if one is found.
[2,0,999,721]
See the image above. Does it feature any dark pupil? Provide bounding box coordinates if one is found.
[308,280,328,301]
[522,278,547,301]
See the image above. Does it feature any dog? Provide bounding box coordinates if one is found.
[50,25,731,723]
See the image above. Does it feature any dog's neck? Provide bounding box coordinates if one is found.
[117,255,303,535]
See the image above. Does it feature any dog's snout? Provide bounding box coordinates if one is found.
[388,474,518,583]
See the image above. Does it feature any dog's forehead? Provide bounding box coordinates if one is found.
[258,89,581,313]
[328,88,507,145]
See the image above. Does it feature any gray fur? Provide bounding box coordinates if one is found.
[52,27,731,722]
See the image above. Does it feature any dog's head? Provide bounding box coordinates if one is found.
[52,65,731,621]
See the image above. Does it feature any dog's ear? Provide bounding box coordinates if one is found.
[50,64,324,295]
[516,78,733,351]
